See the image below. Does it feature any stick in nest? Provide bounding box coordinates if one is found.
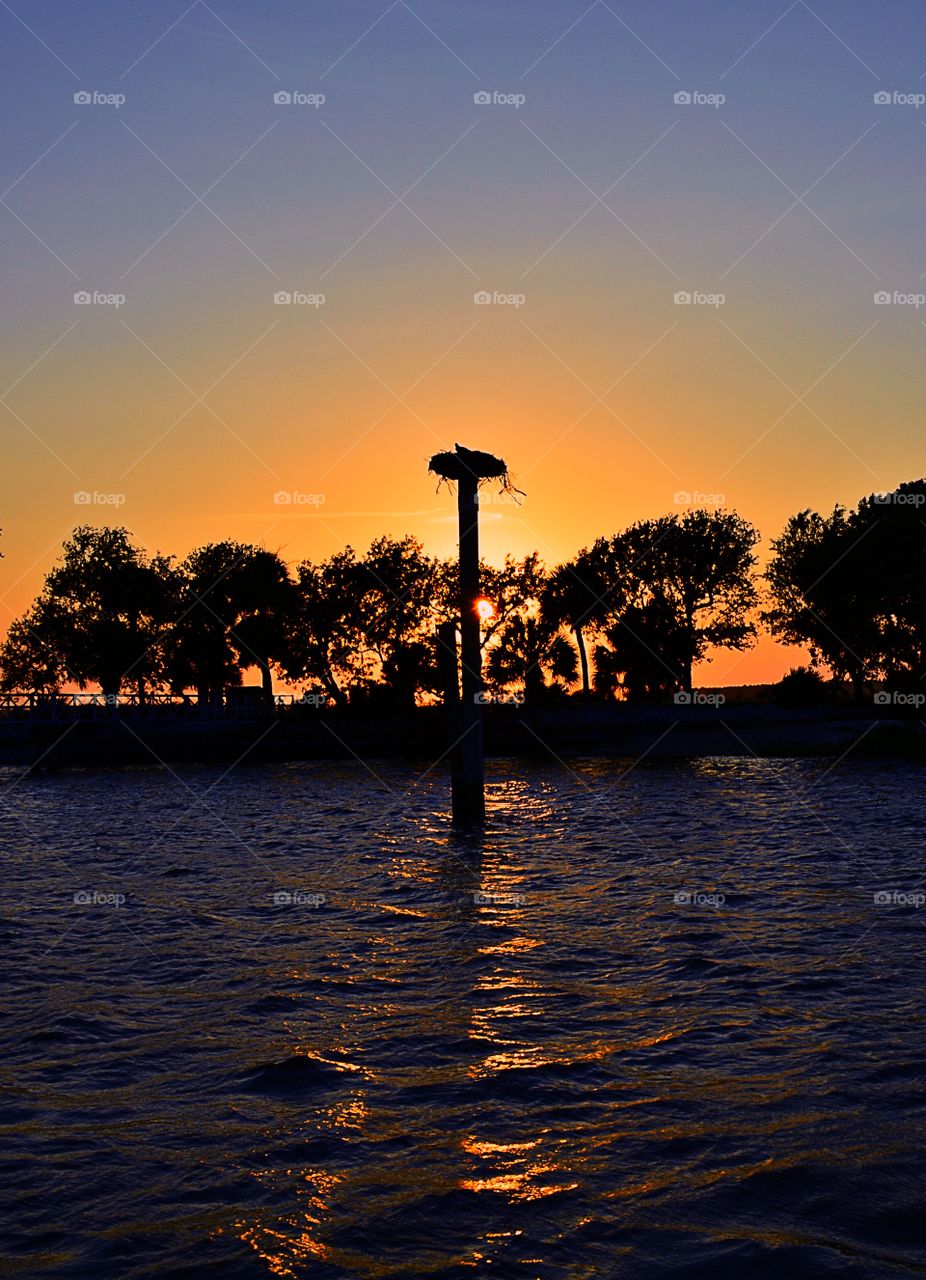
[428,444,525,501]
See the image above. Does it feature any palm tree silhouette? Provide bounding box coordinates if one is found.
[541,555,607,696]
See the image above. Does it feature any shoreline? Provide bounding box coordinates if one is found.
[2,705,923,770]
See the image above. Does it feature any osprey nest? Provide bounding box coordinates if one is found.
[428,444,524,500]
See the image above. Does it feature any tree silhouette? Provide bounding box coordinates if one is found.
[228,549,295,703]
[0,527,169,698]
[283,550,361,707]
[765,480,926,696]
[856,480,926,688]
[764,506,879,698]
[541,552,609,695]
[169,542,293,706]
[773,666,831,707]
[592,510,759,697]
[353,536,443,708]
[486,612,578,705]
[8,485,926,710]
[478,553,547,650]
[594,596,691,703]
[0,601,69,692]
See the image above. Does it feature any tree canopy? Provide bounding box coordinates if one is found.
[4,480,924,705]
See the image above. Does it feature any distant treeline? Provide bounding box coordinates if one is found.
[2,477,925,707]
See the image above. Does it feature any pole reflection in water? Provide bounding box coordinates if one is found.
[230,777,597,1276]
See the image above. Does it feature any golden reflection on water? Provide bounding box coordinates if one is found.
[237,1166,340,1276]
[478,934,543,955]
[459,1135,579,1201]
[237,1228,316,1278]
[460,1170,578,1200]
[230,779,592,1276]
[325,1094,369,1131]
[474,971,541,991]
[485,776,561,827]
[461,832,590,1208]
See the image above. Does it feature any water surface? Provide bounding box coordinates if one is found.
[1,758,924,1278]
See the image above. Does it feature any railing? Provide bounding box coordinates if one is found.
[0,692,329,722]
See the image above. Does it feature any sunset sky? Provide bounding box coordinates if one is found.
[3,0,925,684]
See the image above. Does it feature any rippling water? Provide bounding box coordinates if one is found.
[2,757,925,1278]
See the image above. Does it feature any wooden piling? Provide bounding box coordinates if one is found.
[429,444,521,826]
[455,473,485,825]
